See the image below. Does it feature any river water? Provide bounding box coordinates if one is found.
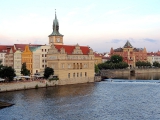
[1,73,160,120]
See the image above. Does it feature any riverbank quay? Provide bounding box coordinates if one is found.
[0,76,100,93]
[100,68,160,79]
[0,80,58,93]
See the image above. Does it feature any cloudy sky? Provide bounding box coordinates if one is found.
[0,0,160,52]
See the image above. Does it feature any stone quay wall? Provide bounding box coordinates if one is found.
[0,80,58,93]
[94,76,101,82]
[100,68,160,78]
[58,77,95,85]
[113,68,160,74]
[0,77,96,92]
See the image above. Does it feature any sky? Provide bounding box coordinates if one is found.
[0,0,160,53]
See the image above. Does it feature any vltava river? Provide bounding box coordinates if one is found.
[1,74,160,120]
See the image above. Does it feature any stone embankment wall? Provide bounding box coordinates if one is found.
[58,77,95,85]
[134,68,160,73]
[94,76,101,82]
[100,68,160,78]
[0,80,58,92]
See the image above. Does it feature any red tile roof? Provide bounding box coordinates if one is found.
[94,52,102,57]
[0,45,13,53]
[54,45,90,55]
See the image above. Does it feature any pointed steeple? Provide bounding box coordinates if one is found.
[123,40,133,48]
[49,9,63,37]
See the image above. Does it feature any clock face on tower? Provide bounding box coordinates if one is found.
[56,38,60,42]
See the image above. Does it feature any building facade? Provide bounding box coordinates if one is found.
[94,52,102,65]
[110,41,147,68]
[14,49,22,76]
[147,52,160,65]
[4,46,15,68]
[46,12,95,85]
[0,45,12,66]
[21,45,33,74]
[40,45,50,72]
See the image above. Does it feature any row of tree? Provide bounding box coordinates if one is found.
[135,61,160,68]
[97,55,128,71]
[152,61,160,68]
[0,61,54,82]
[96,55,160,72]
[0,61,16,81]
[135,61,151,68]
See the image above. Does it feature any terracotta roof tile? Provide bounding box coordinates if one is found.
[0,45,13,53]
[94,52,102,57]
[54,45,90,55]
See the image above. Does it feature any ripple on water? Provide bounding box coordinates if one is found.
[0,81,160,120]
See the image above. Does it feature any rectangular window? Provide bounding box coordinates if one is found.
[73,73,75,77]
[42,54,44,57]
[68,64,71,68]
[42,49,43,52]
[85,72,87,77]
[77,73,79,77]
[68,73,70,78]
[62,63,65,68]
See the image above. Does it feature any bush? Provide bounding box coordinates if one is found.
[35,84,39,89]
[49,77,59,81]
[46,83,48,88]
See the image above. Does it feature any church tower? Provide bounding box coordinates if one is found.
[48,10,64,45]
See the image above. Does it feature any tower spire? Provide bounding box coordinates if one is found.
[48,9,63,37]
[55,9,57,19]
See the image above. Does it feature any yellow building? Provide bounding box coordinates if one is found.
[21,45,33,74]
[94,52,102,65]
[47,11,95,85]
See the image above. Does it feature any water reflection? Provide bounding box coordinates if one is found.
[113,72,160,80]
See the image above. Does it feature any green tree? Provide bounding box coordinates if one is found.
[146,61,151,67]
[0,66,16,81]
[95,64,99,74]
[153,61,160,67]
[136,61,152,68]
[0,60,4,78]
[98,61,128,70]
[136,61,141,68]
[21,63,30,76]
[44,67,54,79]
[110,55,123,63]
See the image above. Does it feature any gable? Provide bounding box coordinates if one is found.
[54,45,90,55]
